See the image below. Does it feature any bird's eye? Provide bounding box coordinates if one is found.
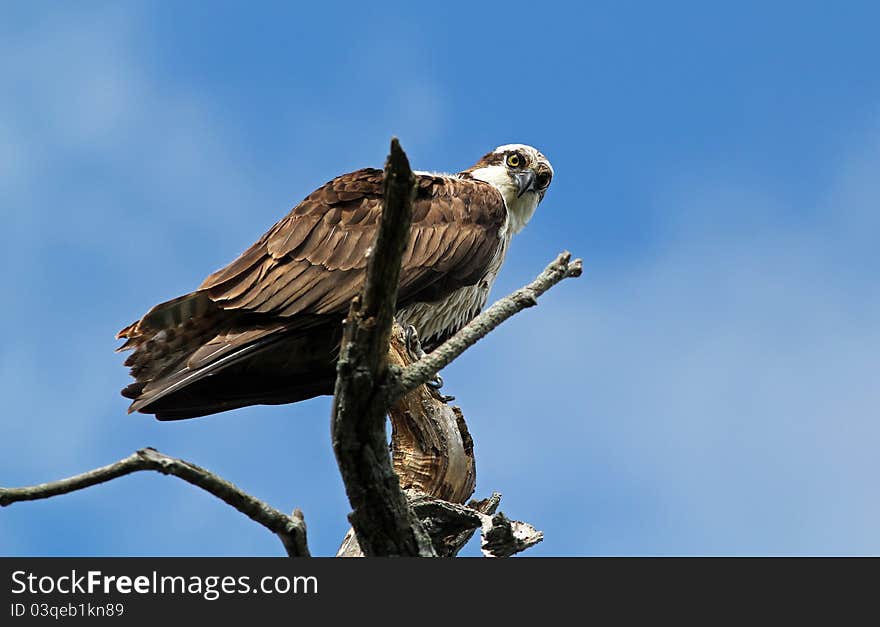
[506,153,521,168]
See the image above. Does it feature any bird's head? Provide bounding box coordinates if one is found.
[463,144,553,234]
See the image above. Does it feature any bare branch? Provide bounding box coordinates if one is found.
[408,491,542,558]
[331,138,435,557]
[339,491,540,558]
[391,251,583,398]
[279,508,310,558]
[443,493,502,556]
[0,447,309,557]
[408,492,482,557]
[480,511,543,557]
[1,450,152,504]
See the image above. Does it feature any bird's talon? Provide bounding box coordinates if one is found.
[404,324,426,361]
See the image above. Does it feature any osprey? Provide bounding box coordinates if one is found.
[118,144,553,420]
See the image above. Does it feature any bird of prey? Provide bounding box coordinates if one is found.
[118,144,553,420]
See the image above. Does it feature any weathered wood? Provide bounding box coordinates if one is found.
[0,447,310,557]
[336,324,544,558]
[408,491,542,558]
[330,138,435,557]
[480,511,544,558]
[388,324,477,504]
[337,324,478,557]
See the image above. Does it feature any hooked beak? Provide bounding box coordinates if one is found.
[513,169,537,198]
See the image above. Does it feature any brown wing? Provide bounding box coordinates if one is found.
[199,168,505,316]
[118,168,506,419]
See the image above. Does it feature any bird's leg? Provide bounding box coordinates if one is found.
[404,324,427,361]
[403,324,454,402]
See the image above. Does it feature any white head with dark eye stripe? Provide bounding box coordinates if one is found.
[462,144,554,234]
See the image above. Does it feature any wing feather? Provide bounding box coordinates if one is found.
[200,168,505,320]
[211,257,275,302]
[266,215,321,258]
[226,262,303,309]
[200,234,272,291]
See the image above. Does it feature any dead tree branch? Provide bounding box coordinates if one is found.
[337,322,479,557]
[479,511,544,558]
[336,321,546,557]
[409,492,542,557]
[391,251,583,399]
[330,137,436,557]
[0,447,310,557]
[343,491,542,558]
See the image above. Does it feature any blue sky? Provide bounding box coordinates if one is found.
[2,1,879,556]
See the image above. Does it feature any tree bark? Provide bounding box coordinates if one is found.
[330,138,435,557]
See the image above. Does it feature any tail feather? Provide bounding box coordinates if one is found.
[118,290,342,419]
[127,329,289,414]
[117,292,224,388]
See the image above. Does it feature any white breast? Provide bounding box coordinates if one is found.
[396,234,510,345]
